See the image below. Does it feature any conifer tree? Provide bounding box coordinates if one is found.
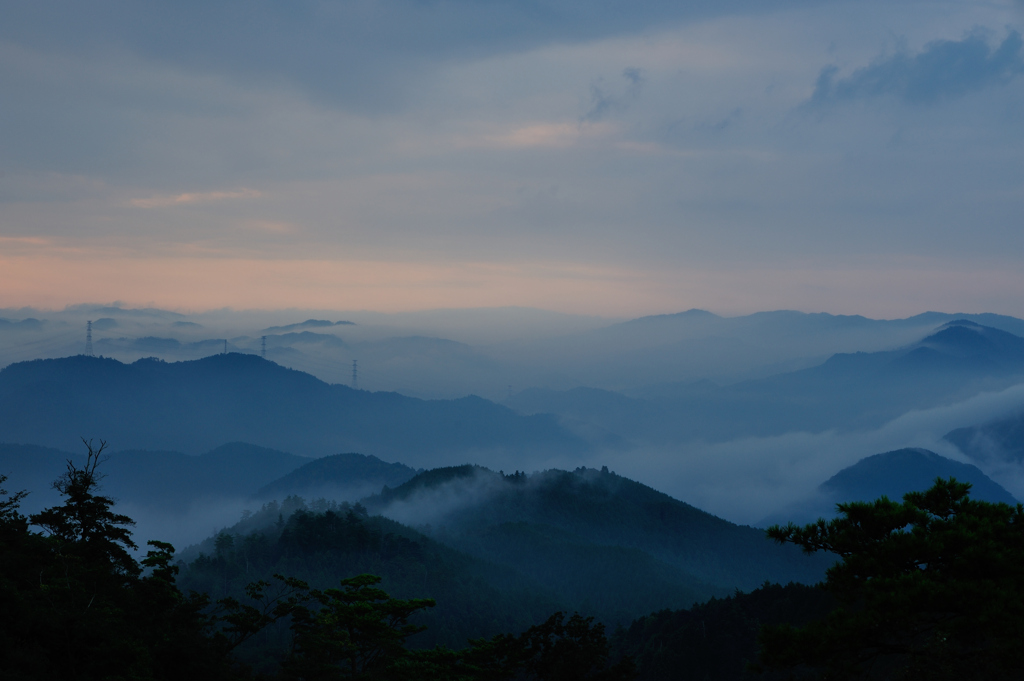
[761,478,1024,680]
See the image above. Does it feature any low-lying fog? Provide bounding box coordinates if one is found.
[3,304,1024,547]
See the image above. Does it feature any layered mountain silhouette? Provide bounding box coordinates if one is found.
[362,465,830,600]
[0,354,588,465]
[947,410,1024,464]
[498,309,1024,395]
[254,452,419,501]
[182,463,830,633]
[510,321,1024,443]
[762,447,1017,526]
[0,441,310,514]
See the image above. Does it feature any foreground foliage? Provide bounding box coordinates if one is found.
[762,477,1024,680]
[0,442,633,680]
[613,582,835,681]
[0,441,251,680]
[10,441,1021,680]
[181,498,566,653]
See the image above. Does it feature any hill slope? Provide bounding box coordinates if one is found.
[255,452,419,501]
[762,448,1017,526]
[0,354,588,465]
[0,441,309,514]
[179,464,828,648]
[363,466,830,598]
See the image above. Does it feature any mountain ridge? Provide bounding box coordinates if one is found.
[0,353,588,465]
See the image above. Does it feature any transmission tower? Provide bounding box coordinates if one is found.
[223,339,227,355]
[85,320,93,357]
[261,335,267,359]
[352,359,358,390]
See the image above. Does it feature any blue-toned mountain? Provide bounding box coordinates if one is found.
[0,353,588,465]
[510,321,1024,444]
[762,448,1017,526]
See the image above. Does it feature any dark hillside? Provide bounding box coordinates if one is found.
[178,500,566,657]
[0,441,309,514]
[613,582,836,681]
[820,447,1016,504]
[0,354,588,463]
[366,466,830,594]
[761,448,1017,526]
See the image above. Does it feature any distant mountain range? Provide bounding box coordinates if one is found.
[263,319,355,333]
[0,353,587,465]
[7,305,1024,401]
[761,448,1017,526]
[509,320,1024,443]
[947,410,1024,465]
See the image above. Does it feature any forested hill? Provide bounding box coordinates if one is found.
[362,465,830,594]
[181,465,828,649]
[0,354,587,464]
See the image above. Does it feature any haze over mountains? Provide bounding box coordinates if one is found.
[762,448,1018,526]
[4,304,1024,526]
[176,463,831,645]
[6,304,1024,400]
[4,302,1024,670]
[511,319,1024,444]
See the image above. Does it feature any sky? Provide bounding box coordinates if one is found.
[2,0,1023,318]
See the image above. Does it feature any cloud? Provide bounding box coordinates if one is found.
[375,468,506,528]
[0,236,51,247]
[810,30,1024,106]
[2,1,1024,318]
[476,122,616,149]
[0,1,806,113]
[609,381,1024,525]
[582,67,645,122]
[129,188,262,209]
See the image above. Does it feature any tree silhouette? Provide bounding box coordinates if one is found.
[282,573,436,680]
[761,477,1024,680]
[30,439,139,578]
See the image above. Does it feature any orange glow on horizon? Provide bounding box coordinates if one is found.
[1,251,1022,319]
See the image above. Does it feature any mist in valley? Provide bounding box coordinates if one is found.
[5,0,1024,675]
[5,304,1024,536]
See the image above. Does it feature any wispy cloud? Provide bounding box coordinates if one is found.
[0,236,51,247]
[129,188,262,209]
[810,30,1024,106]
[611,382,1024,525]
[582,67,645,122]
[477,122,616,149]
